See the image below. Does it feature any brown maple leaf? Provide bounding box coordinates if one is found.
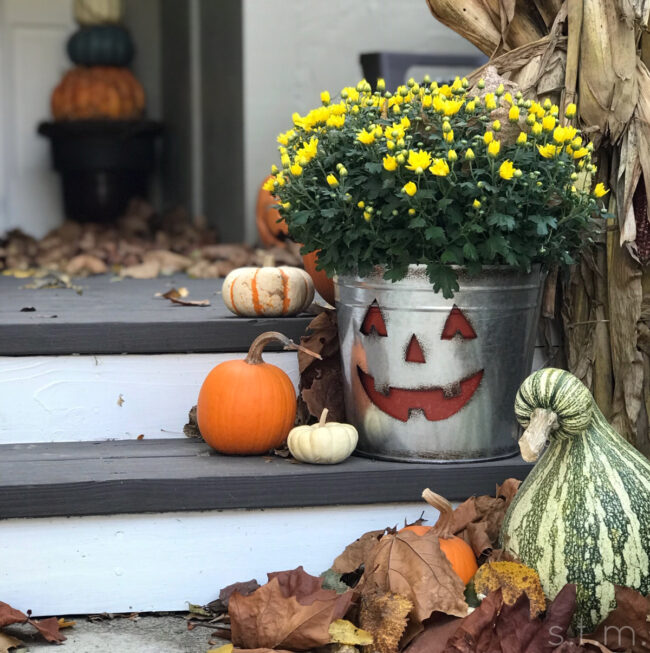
[228,567,353,650]
[0,601,27,627]
[357,529,468,646]
[331,529,388,574]
[0,601,66,644]
[583,586,650,653]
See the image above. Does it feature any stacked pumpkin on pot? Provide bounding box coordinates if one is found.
[51,0,146,121]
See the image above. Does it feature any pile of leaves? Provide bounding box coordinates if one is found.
[0,200,302,280]
[192,481,650,653]
[0,601,70,649]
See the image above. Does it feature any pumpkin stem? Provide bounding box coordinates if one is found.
[245,331,322,365]
[318,408,329,426]
[519,408,558,462]
[422,488,455,539]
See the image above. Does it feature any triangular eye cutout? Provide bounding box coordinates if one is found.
[360,300,387,336]
[441,305,477,340]
[405,335,426,363]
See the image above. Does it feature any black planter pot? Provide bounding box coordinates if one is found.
[38,120,163,222]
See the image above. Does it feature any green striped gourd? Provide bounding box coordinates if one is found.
[501,368,650,632]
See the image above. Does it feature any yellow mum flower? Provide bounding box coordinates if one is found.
[262,177,276,192]
[444,130,454,143]
[357,201,365,208]
[473,199,481,209]
[429,159,450,177]
[408,208,416,216]
[432,94,446,113]
[400,116,411,129]
[403,181,417,196]
[320,90,330,105]
[532,122,543,136]
[504,92,513,105]
[276,171,286,186]
[383,155,398,171]
[277,129,295,146]
[537,143,558,158]
[529,102,545,119]
[571,136,583,148]
[517,132,527,145]
[465,100,476,113]
[443,99,464,116]
[405,149,432,173]
[542,115,556,131]
[572,147,589,159]
[484,131,494,145]
[447,149,458,162]
[465,148,475,161]
[357,128,376,145]
[290,163,303,176]
[326,174,338,187]
[509,105,520,122]
[422,94,432,108]
[485,93,497,110]
[296,136,319,163]
[565,103,577,118]
[326,114,345,129]
[492,120,502,132]
[270,164,279,174]
[487,140,501,157]
[594,182,609,198]
[281,154,291,168]
[363,211,372,222]
[499,160,516,180]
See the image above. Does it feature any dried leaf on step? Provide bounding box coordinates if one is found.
[300,357,345,424]
[157,287,189,299]
[328,619,373,645]
[584,585,650,652]
[298,310,340,374]
[473,561,546,617]
[121,260,161,279]
[228,567,353,650]
[0,601,27,627]
[57,617,76,628]
[359,589,413,653]
[66,253,108,276]
[358,530,468,628]
[183,405,203,440]
[27,616,67,643]
[0,631,23,653]
[331,528,388,574]
[143,249,192,275]
[167,295,210,307]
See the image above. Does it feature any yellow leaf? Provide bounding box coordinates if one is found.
[329,618,373,645]
[0,631,23,653]
[2,268,36,278]
[58,617,76,628]
[206,645,233,653]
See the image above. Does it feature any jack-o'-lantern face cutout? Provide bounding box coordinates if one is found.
[357,301,483,422]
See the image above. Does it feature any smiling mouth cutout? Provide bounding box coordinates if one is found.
[358,366,484,422]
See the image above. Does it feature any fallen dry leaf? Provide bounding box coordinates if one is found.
[473,561,546,617]
[443,584,577,653]
[228,567,353,650]
[167,295,210,307]
[359,589,413,653]
[331,529,388,574]
[0,602,27,627]
[117,394,124,407]
[584,586,650,652]
[328,618,373,645]
[28,616,67,643]
[0,631,22,653]
[358,529,468,646]
[143,249,192,275]
[157,287,189,299]
[121,260,161,279]
[66,253,107,276]
[57,617,76,629]
[404,613,462,653]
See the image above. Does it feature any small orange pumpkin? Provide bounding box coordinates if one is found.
[302,250,335,306]
[400,489,478,584]
[51,66,145,120]
[256,177,289,247]
[197,331,319,455]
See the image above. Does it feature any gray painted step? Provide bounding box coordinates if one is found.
[0,275,313,355]
[0,438,532,520]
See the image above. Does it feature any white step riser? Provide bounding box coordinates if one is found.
[1,502,430,617]
[0,353,299,444]
[1,348,554,445]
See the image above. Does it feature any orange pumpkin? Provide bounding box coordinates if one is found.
[51,66,145,120]
[302,250,335,306]
[400,489,478,584]
[197,331,318,455]
[256,177,289,247]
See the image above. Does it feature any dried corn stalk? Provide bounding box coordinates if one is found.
[426,0,650,449]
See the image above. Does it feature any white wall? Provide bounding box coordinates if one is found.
[242,0,479,243]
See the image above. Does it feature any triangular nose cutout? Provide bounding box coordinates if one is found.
[405,335,426,363]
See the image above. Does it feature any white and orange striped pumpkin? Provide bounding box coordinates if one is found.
[222,266,314,317]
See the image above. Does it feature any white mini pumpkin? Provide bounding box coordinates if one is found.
[74,0,123,24]
[223,266,314,317]
[287,408,358,464]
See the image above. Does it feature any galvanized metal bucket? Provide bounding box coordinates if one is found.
[335,265,545,462]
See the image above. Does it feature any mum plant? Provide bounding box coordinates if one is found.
[265,76,609,298]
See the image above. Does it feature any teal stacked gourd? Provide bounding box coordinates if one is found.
[501,368,650,631]
[68,0,133,68]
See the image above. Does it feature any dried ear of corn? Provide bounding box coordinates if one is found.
[425,0,650,448]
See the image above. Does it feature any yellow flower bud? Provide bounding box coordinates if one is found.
[270,164,279,174]
[290,163,303,176]
[492,120,502,132]
[487,140,501,157]
[363,211,372,222]
[496,83,504,96]
[509,105,520,122]
[408,208,416,216]
[477,79,485,89]
[447,149,458,162]
[465,148,475,161]
[565,103,577,118]
[483,131,494,145]
[320,90,330,105]
[517,132,527,145]
[532,122,543,136]
[402,181,417,196]
[377,78,386,91]
[357,201,365,208]
[326,174,338,187]
[473,199,481,209]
